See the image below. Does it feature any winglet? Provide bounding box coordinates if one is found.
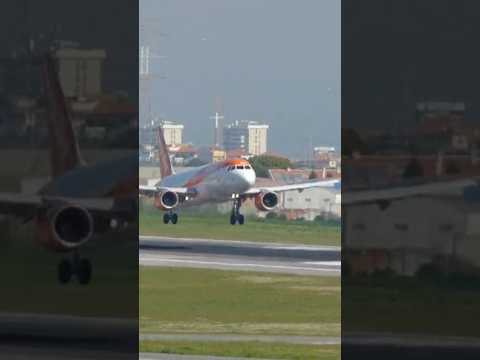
[157,127,174,178]
[42,54,83,177]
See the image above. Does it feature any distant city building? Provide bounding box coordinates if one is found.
[416,101,465,127]
[247,122,269,155]
[198,146,227,163]
[160,120,184,146]
[314,146,336,161]
[314,146,336,155]
[54,47,106,99]
[223,120,269,156]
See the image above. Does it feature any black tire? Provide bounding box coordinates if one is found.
[238,214,245,225]
[77,258,92,285]
[58,259,72,284]
[163,213,170,224]
[171,213,178,224]
[230,214,236,225]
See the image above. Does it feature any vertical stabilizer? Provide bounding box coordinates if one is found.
[42,54,83,177]
[157,127,174,177]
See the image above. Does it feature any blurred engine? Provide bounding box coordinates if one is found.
[254,191,279,211]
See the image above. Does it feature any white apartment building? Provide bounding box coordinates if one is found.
[160,121,184,146]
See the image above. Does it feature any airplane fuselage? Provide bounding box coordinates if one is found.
[159,159,256,206]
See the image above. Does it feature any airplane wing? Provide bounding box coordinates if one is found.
[343,178,477,205]
[0,193,131,220]
[139,185,189,196]
[244,179,340,195]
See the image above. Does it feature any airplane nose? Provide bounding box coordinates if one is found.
[243,170,256,187]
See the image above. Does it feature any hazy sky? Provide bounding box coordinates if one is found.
[140,0,340,158]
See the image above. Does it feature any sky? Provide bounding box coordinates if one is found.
[140,0,340,158]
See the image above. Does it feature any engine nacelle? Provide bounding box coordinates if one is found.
[254,191,279,211]
[154,191,179,210]
[36,205,94,252]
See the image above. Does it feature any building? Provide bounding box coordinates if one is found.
[223,121,248,151]
[247,122,269,155]
[197,146,227,163]
[54,47,106,99]
[268,168,341,220]
[223,120,269,155]
[160,120,184,146]
[343,195,480,276]
[314,146,336,160]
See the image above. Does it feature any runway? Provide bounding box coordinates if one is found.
[139,235,340,276]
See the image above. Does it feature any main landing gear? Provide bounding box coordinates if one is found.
[163,211,178,224]
[57,251,92,285]
[230,196,245,225]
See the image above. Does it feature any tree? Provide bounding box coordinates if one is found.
[250,154,292,178]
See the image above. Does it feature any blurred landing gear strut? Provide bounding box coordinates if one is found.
[163,210,178,224]
[230,194,245,225]
[58,251,92,285]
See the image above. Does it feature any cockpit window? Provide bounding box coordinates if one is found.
[228,166,234,171]
[236,165,244,169]
[245,165,251,169]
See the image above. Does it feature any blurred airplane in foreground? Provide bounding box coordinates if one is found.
[140,129,340,225]
[343,178,478,206]
[0,54,137,284]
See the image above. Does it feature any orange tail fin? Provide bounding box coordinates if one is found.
[157,127,173,178]
[42,54,82,177]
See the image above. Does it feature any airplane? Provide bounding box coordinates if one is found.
[343,178,478,207]
[0,54,137,285]
[139,128,340,225]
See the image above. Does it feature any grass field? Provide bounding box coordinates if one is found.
[344,279,480,337]
[140,266,340,358]
[141,341,340,360]
[140,267,340,336]
[139,206,340,246]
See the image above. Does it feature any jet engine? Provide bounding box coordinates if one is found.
[154,190,179,210]
[254,191,279,211]
[36,205,94,251]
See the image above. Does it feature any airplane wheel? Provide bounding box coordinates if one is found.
[238,214,245,225]
[230,214,237,225]
[77,258,92,285]
[171,213,178,224]
[163,213,170,224]
[58,259,72,284]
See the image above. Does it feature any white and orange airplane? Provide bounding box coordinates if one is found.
[140,129,340,225]
[0,54,137,284]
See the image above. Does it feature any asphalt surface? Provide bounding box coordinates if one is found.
[139,235,340,276]
[342,332,480,359]
[0,313,137,359]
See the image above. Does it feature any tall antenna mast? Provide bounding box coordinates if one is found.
[139,19,166,128]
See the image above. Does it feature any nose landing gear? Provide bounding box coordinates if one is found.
[57,251,92,285]
[230,195,245,225]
